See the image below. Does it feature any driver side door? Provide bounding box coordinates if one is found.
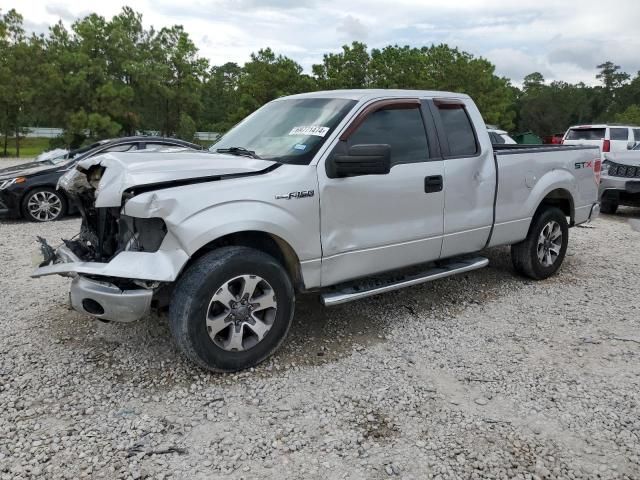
[318,99,445,286]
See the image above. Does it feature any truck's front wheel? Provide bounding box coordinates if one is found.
[169,246,295,372]
[511,207,569,280]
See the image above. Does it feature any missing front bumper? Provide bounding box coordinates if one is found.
[70,276,153,323]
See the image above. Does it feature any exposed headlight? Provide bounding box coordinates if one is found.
[601,160,611,175]
[118,216,167,253]
[0,177,26,190]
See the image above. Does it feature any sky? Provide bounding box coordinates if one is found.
[10,0,640,86]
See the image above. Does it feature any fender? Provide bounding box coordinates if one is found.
[525,169,576,220]
[489,167,576,248]
[122,165,323,287]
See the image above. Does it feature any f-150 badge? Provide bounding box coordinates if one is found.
[275,190,315,200]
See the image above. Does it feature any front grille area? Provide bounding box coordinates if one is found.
[607,161,640,178]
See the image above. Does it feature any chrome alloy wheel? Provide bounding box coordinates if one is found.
[27,191,63,221]
[537,220,562,267]
[205,274,277,352]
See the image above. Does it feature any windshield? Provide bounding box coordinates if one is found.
[210,98,357,165]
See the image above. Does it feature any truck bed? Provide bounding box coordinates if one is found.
[487,143,600,248]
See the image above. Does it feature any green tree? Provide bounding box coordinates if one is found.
[596,61,630,91]
[0,9,46,156]
[517,79,597,135]
[201,62,242,132]
[523,72,545,92]
[614,104,640,125]
[146,25,209,135]
[232,48,314,123]
[313,41,370,89]
[176,112,197,141]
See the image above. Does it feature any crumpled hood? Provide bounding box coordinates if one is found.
[0,159,68,181]
[604,151,640,166]
[67,150,277,207]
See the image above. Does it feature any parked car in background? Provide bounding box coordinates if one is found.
[563,124,640,159]
[0,136,202,222]
[600,142,640,213]
[487,126,517,144]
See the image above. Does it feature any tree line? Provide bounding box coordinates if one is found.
[2,7,640,155]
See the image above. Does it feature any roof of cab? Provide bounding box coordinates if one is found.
[280,89,471,102]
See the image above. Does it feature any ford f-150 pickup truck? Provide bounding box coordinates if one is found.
[32,90,601,372]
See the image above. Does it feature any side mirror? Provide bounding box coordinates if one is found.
[327,144,391,178]
[628,141,637,150]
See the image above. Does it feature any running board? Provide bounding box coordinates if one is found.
[321,256,489,307]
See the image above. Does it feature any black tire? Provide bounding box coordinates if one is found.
[600,200,618,215]
[21,187,67,222]
[169,246,295,372]
[511,207,569,280]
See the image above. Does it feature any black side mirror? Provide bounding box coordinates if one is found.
[327,144,391,178]
[627,141,637,150]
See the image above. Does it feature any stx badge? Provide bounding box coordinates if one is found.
[275,190,315,200]
[575,161,593,169]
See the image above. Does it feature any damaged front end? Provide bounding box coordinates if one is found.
[55,164,167,264]
[32,165,181,323]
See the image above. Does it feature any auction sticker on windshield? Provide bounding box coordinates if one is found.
[289,126,330,137]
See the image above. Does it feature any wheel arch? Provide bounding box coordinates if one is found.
[184,231,305,291]
[535,188,575,225]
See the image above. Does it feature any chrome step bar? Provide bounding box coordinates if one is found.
[321,256,489,307]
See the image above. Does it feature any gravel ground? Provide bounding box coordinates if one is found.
[1,158,639,479]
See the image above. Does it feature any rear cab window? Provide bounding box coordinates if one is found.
[565,128,605,141]
[433,101,479,157]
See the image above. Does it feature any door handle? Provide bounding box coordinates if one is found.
[424,175,443,193]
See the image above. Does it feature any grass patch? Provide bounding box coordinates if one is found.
[0,137,51,158]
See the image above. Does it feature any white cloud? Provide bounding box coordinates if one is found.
[9,0,640,84]
[336,15,368,41]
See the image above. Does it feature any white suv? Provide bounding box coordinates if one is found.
[487,126,517,144]
[563,124,640,158]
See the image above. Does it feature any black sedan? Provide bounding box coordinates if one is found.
[0,136,202,222]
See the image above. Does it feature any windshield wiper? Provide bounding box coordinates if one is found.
[216,147,261,159]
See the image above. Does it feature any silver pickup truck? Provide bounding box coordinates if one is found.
[33,89,601,372]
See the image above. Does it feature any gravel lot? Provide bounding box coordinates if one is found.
[1,158,639,479]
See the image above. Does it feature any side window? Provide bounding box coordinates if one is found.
[609,128,629,141]
[437,106,478,156]
[348,107,429,165]
[102,143,138,153]
[633,129,640,142]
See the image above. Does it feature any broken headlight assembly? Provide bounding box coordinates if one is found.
[118,216,167,253]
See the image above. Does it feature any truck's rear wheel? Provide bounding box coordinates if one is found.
[169,246,295,372]
[511,207,568,280]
